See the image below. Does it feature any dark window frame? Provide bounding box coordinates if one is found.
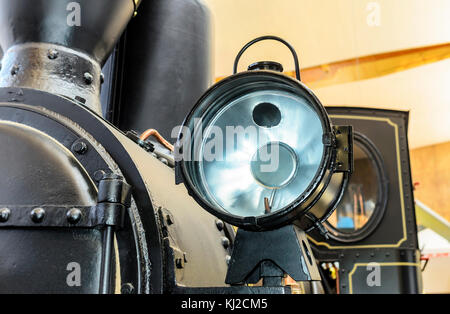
[325,132,389,242]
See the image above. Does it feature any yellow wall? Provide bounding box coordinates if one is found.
[410,141,450,222]
[206,0,450,76]
[206,0,450,149]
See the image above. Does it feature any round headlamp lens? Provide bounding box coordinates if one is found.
[179,73,326,222]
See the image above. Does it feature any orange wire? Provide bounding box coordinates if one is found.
[140,129,174,152]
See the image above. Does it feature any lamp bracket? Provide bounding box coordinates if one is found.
[225,224,321,285]
[333,125,354,173]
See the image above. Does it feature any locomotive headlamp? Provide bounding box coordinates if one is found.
[176,36,353,231]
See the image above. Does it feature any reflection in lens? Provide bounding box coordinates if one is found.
[250,142,298,189]
[252,102,281,128]
[197,89,324,218]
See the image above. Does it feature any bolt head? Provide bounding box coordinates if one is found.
[11,65,19,76]
[93,170,106,182]
[67,208,82,225]
[30,208,45,223]
[72,141,88,154]
[166,214,174,225]
[83,72,93,84]
[221,237,230,249]
[215,219,224,231]
[0,208,10,222]
[47,49,59,59]
[121,283,135,294]
[175,258,184,269]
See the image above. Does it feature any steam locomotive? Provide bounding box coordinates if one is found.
[0,0,422,294]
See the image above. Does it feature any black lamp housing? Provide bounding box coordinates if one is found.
[175,36,353,232]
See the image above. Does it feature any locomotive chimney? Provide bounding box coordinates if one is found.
[0,0,140,113]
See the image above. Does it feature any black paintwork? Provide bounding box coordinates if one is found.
[111,0,211,140]
[310,107,421,294]
[0,87,161,293]
[225,225,319,284]
[0,0,138,64]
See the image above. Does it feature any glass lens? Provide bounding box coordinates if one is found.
[327,144,379,232]
[185,85,324,218]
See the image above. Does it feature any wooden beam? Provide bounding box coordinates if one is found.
[215,43,450,88]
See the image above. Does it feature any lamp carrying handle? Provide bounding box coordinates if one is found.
[233,35,301,81]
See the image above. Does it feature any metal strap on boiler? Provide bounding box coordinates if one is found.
[0,174,131,229]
